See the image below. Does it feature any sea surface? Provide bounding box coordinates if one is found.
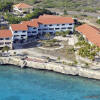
[0,65,100,100]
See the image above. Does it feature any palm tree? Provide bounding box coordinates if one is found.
[45,33,51,40]
[2,46,10,53]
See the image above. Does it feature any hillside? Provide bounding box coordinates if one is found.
[1,0,100,12]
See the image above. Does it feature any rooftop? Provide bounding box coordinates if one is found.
[11,14,74,29]
[0,30,12,38]
[11,24,28,31]
[13,3,32,9]
[38,14,74,24]
[76,24,100,47]
[21,19,39,27]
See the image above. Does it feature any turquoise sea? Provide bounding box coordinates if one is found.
[0,65,100,100]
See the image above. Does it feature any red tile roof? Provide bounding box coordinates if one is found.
[38,17,74,24]
[76,24,100,47]
[32,19,39,27]
[39,14,62,19]
[22,19,39,27]
[38,14,74,24]
[11,24,28,31]
[13,3,32,9]
[11,15,74,30]
[0,30,12,38]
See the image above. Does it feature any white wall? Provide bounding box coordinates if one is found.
[27,26,38,36]
[39,23,74,34]
[10,26,27,41]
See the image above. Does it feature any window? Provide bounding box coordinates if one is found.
[49,24,52,26]
[0,38,4,40]
[49,28,54,30]
[22,31,26,33]
[69,24,72,25]
[28,31,31,33]
[14,35,19,37]
[33,27,37,29]
[32,31,37,33]
[5,42,11,44]
[43,28,48,30]
[55,28,60,30]
[0,42,4,45]
[5,38,10,40]
[19,8,22,10]
[68,27,72,29]
[61,27,66,29]
[62,24,65,26]
[44,25,47,27]
[57,24,59,26]
[38,29,41,31]
[14,31,17,33]
[21,35,26,37]
[50,32,53,34]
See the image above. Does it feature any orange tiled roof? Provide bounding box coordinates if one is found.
[22,15,74,28]
[22,19,39,27]
[11,24,28,31]
[76,24,100,47]
[13,3,32,9]
[38,17,74,24]
[38,14,74,24]
[0,30,12,38]
[11,15,74,29]
[39,14,62,19]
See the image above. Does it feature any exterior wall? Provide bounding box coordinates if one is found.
[13,7,22,13]
[27,26,38,37]
[9,21,74,43]
[10,26,27,42]
[38,23,74,35]
[13,7,32,13]
[0,37,13,49]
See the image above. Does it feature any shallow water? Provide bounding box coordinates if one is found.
[0,65,100,100]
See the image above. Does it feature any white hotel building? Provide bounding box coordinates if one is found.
[21,14,74,38]
[0,14,74,49]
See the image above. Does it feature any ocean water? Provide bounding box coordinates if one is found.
[0,65,100,100]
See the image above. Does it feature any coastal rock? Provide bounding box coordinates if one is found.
[0,57,100,80]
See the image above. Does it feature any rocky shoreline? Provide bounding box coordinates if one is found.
[0,57,100,80]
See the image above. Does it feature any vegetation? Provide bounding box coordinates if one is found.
[66,48,75,54]
[56,30,71,37]
[57,56,61,62]
[2,46,10,52]
[75,34,100,61]
[4,8,54,24]
[1,0,99,13]
[41,39,60,48]
[96,19,100,24]
[44,33,51,40]
[0,1,13,12]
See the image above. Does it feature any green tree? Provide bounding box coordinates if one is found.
[2,46,10,52]
[45,33,51,40]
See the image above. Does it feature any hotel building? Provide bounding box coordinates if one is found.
[0,14,75,49]
[0,30,13,49]
[76,24,100,47]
